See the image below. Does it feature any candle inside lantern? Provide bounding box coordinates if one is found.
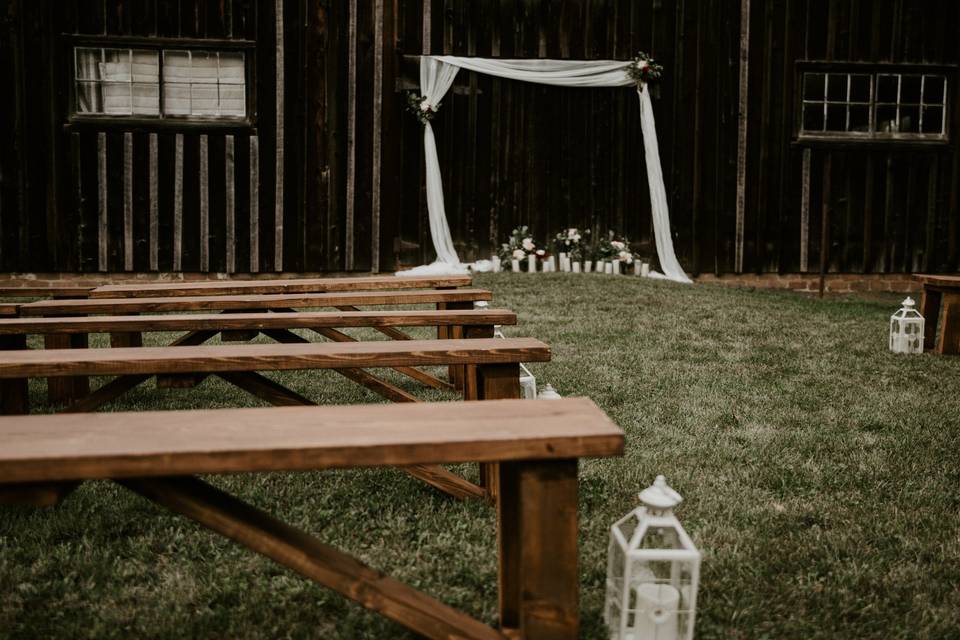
[631,583,680,640]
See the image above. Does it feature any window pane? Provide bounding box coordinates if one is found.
[850,74,871,102]
[102,81,131,114]
[132,83,159,115]
[900,75,921,104]
[75,48,101,80]
[163,51,192,82]
[922,106,944,134]
[877,74,899,103]
[803,104,825,132]
[76,80,102,113]
[826,104,847,131]
[218,52,245,84]
[923,76,946,104]
[190,52,219,83]
[219,85,246,116]
[849,105,870,132]
[164,83,191,114]
[804,73,825,101]
[131,51,159,83]
[899,105,919,132]
[827,74,847,101]
[102,49,132,82]
[876,105,898,133]
[191,84,219,115]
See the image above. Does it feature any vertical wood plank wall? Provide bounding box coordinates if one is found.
[0,0,957,275]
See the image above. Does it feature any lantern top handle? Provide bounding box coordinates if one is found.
[902,297,915,308]
[639,475,683,511]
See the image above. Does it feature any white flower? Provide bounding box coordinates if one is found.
[522,238,535,251]
[536,249,545,256]
[567,228,579,238]
[571,233,581,243]
[638,60,649,70]
[512,249,526,260]
[619,251,633,263]
[420,99,434,112]
[611,241,625,250]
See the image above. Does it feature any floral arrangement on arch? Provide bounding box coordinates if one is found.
[499,226,544,268]
[554,228,590,262]
[405,92,440,125]
[595,231,634,264]
[626,51,663,87]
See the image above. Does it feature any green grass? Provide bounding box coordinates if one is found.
[2,273,959,639]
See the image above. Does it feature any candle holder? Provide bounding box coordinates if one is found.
[605,476,700,640]
[889,297,924,354]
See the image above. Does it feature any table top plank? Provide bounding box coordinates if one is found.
[0,398,623,483]
[90,275,473,298]
[0,337,550,378]
[0,309,517,335]
[914,274,960,288]
[19,289,492,316]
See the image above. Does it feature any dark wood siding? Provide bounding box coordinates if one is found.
[0,0,957,274]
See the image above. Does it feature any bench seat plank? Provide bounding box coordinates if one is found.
[0,309,516,335]
[20,289,492,316]
[0,337,548,379]
[90,275,472,298]
[0,398,622,484]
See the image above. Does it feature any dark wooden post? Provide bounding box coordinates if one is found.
[919,286,942,351]
[45,319,90,405]
[0,334,29,414]
[497,459,580,639]
[475,362,520,500]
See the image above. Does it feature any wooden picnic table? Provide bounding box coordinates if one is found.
[915,274,960,354]
[89,274,472,298]
[0,397,624,639]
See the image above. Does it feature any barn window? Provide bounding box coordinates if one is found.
[74,47,247,119]
[800,70,948,141]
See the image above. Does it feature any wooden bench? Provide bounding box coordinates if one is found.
[19,289,493,403]
[915,274,960,355]
[0,337,549,499]
[90,274,472,298]
[0,397,624,639]
[0,285,93,299]
[0,308,517,402]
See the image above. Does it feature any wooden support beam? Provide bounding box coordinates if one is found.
[62,374,152,414]
[217,371,314,407]
[120,476,504,640]
[497,459,579,638]
[0,481,80,507]
[0,334,28,415]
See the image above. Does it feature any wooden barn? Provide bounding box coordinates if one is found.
[0,0,957,277]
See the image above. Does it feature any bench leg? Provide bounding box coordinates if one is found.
[44,332,90,406]
[445,301,474,391]
[498,459,579,639]
[0,334,29,414]
[938,294,960,355]
[920,287,942,350]
[476,363,520,500]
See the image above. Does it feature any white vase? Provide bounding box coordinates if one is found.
[511,259,520,273]
[572,261,581,273]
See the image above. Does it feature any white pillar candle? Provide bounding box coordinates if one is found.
[595,260,604,273]
[612,259,621,275]
[632,583,680,640]
[634,261,642,276]
[641,262,650,277]
[558,252,567,271]
[492,254,501,272]
[527,254,537,272]
[584,260,593,273]
[572,261,581,273]
[511,259,520,273]
[549,256,557,272]
[605,262,613,274]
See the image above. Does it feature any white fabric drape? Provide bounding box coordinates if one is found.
[398,56,691,284]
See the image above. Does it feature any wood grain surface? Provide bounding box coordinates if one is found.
[90,275,472,297]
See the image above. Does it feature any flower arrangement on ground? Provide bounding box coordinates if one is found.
[595,231,634,265]
[405,92,440,125]
[499,226,539,270]
[554,228,590,263]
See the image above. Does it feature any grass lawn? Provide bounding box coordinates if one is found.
[2,273,959,639]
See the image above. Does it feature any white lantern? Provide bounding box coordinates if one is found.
[538,383,561,399]
[605,476,700,640]
[889,297,924,354]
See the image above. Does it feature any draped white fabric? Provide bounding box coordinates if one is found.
[397,55,691,284]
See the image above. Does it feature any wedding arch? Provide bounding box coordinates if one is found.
[398,56,692,284]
